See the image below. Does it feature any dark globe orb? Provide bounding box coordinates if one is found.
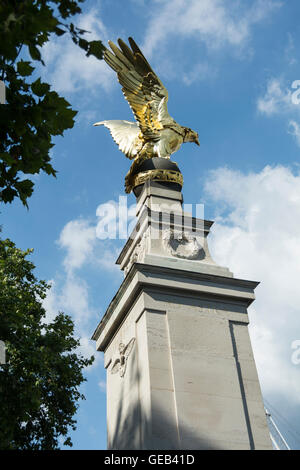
[132,158,183,198]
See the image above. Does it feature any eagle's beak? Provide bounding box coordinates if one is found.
[195,138,200,146]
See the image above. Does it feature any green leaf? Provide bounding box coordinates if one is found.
[86,40,105,59]
[14,179,34,206]
[0,152,15,165]
[1,187,18,203]
[54,26,66,37]
[0,0,104,207]
[28,45,42,62]
[31,78,50,97]
[17,61,34,77]
[0,237,94,449]
[78,38,88,51]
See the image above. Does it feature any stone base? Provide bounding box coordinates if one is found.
[92,182,272,450]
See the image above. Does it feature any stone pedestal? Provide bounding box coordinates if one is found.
[92,182,272,450]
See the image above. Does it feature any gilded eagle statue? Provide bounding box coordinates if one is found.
[94,37,200,193]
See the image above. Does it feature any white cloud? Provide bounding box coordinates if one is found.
[288,120,300,147]
[42,273,98,358]
[182,62,216,86]
[257,78,293,116]
[60,274,92,326]
[40,6,114,94]
[58,219,97,272]
[98,380,106,393]
[284,33,297,66]
[95,198,136,241]
[41,275,100,367]
[204,165,300,404]
[75,109,98,128]
[257,78,300,147]
[57,214,122,273]
[42,279,60,324]
[79,336,101,362]
[39,1,282,94]
[42,198,128,364]
[138,0,281,86]
[142,0,281,57]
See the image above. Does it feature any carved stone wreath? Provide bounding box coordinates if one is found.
[162,229,204,260]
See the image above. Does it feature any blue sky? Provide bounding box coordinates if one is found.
[2,0,300,449]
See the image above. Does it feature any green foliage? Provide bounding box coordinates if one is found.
[0,238,94,449]
[0,0,105,206]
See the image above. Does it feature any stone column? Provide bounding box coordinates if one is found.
[92,182,272,450]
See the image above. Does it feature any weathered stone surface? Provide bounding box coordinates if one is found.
[92,183,272,450]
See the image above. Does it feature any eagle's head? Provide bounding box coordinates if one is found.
[183,127,200,146]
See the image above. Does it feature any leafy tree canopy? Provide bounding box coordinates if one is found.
[0,0,105,206]
[0,237,94,449]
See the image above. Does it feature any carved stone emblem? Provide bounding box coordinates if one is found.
[124,231,149,276]
[111,338,136,378]
[162,229,204,260]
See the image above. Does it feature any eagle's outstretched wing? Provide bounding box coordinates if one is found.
[103,38,174,138]
[93,120,140,159]
[123,338,135,359]
[111,358,121,375]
